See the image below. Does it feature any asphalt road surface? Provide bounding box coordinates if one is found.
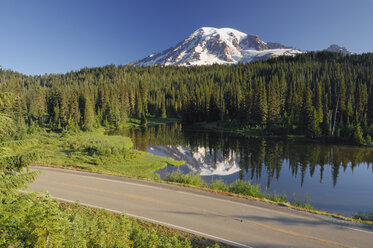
[29,166,373,248]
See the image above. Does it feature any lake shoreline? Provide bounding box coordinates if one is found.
[191,120,373,148]
[122,117,373,148]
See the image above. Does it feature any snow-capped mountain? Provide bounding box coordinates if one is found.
[325,44,353,55]
[131,27,302,66]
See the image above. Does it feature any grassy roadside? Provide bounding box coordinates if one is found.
[15,127,184,179]
[162,171,373,225]
[164,171,288,203]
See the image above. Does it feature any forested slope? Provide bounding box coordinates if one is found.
[1,52,373,144]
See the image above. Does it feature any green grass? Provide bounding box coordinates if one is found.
[164,171,287,203]
[100,116,180,131]
[194,120,270,137]
[9,128,184,179]
[164,171,207,187]
[292,193,315,210]
[145,117,181,126]
[125,116,180,128]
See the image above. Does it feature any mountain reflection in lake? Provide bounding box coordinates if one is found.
[116,123,373,216]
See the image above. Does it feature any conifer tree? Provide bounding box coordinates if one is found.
[303,88,321,137]
[352,123,364,145]
[83,91,95,131]
[267,77,281,127]
[0,93,39,246]
[161,99,167,118]
[254,78,268,126]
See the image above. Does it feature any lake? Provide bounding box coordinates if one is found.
[118,123,373,217]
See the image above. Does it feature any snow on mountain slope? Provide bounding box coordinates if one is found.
[131,27,302,66]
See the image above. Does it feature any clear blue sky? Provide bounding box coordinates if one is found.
[1,0,372,75]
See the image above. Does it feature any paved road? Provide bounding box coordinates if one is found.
[29,166,373,248]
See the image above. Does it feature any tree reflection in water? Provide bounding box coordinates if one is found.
[116,123,373,188]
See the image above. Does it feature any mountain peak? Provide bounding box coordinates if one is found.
[130,27,302,66]
[325,44,353,55]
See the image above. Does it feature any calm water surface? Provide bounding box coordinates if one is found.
[119,123,373,217]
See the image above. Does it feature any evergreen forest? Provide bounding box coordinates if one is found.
[1,51,373,144]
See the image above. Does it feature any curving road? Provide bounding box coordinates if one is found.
[29,166,373,248]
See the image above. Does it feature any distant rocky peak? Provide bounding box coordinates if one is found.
[325,44,353,55]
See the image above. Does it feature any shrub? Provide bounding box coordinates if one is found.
[228,180,265,198]
[164,170,207,187]
[209,179,228,191]
[353,211,373,221]
[365,134,372,145]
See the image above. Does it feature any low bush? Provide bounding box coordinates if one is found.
[353,211,373,221]
[209,179,228,191]
[164,170,207,187]
[1,194,198,248]
[227,180,265,199]
[292,193,314,210]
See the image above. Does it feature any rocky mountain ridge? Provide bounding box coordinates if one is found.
[325,44,353,55]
